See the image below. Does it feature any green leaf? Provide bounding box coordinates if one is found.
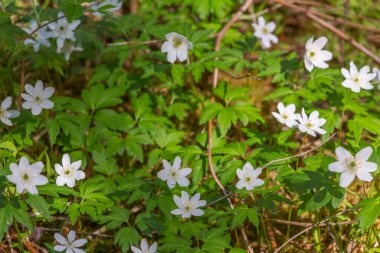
[114,227,139,252]
[97,207,130,230]
[171,64,185,85]
[217,108,231,136]
[26,194,52,221]
[60,0,84,22]
[357,197,380,229]
[0,204,12,240]
[199,102,223,124]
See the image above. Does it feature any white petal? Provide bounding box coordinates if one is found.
[43,87,55,98]
[161,41,172,53]
[157,169,168,181]
[54,233,68,245]
[313,36,328,49]
[335,147,352,161]
[361,162,378,173]
[328,161,344,173]
[355,147,373,161]
[191,209,204,216]
[149,242,157,253]
[339,172,355,188]
[356,171,373,182]
[166,49,176,64]
[177,47,188,62]
[71,238,87,247]
[56,176,66,186]
[141,239,149,251]
[54,245,68,251]
[131,246,143,253]
[173,156,181,170]
[67,231,76,243]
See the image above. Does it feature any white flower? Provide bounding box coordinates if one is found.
[236,162,264,190]
[90,0,123,17]
[21,80,55,115]
[304,36,333,72]
[57,40,83,61]
[55,154,85,188]
[171,191,206,218]
[161,32,192,64]
[296,108,326,137]
[341,61,375,93]
[271,102,298,128]
[329,147,378,188]
[0,96,20,126]
[252,17,278,49]
[48,12,81,50]
[157,156,191,189]
[54,230,87,253]
[23,20,52,52]
[131,239,157,253]
[6,156,48,195]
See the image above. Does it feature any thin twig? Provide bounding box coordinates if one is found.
[207,1,254,252]
[270,0,380,65]
[274,208,358,253]
[270,219,356,227]
[262,132,337,169]
[212,0,254,88]
[221,70,261,80]
[107,40,159,46]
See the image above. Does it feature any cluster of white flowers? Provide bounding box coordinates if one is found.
[272,102,326,137]
[23,13,82,60]
[157,156,206,219]
[6,154,84,195]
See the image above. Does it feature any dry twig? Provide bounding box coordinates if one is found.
[270,0,380,65]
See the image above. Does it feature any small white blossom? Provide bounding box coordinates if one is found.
[21,80,55,115]
[341,61,375,93]
[6,156,48,195]
[329,146,378,188]
[57,40,83,61]
[252,17,278,49]
[54,230,87,253]
[171,191,206,218]
[48,12,81,50]
[161,32,192,64]
[23,20,52,52]
[90,0,123,17]
[296,108,326,137]
[272,102,298,128]
[304,36,333,72]
[55,154,85,188]
[131,239,157,253]
[157,156,191,189]
[0,96,20,126]
[236,162,264,190]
